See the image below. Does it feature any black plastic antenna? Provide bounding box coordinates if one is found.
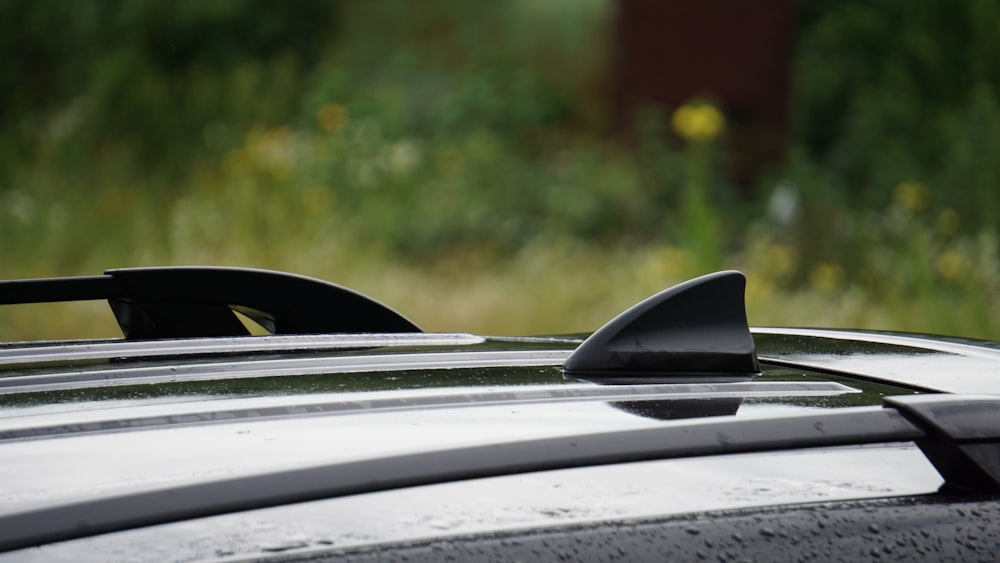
[0,267,420,339]
[563,271,759,383]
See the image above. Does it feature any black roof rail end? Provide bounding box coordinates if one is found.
[0,266,420,339]
[885,394,1000,493]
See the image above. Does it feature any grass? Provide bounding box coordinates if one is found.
[2,111,997,343]
[2,107,998,343]
[2,238,997,343]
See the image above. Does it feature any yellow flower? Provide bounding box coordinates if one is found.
[671,101,725,141]
[892,181,929,212]
[316,103,349,133]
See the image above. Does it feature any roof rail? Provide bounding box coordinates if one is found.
[0,403,925,552]
[5,394,1000,553]
[0,267,420,339]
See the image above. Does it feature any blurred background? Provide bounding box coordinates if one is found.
[1,0,998,340]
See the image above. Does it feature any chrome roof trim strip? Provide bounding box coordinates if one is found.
[755,328,1000,394]
[752,327,1000,360]
[0,381,859,442]
[0,333,486,367]
[0,350,572,395]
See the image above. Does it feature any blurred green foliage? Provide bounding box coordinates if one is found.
[0,0,333,174]
[0,0,997,339]
[794,0,1000,227]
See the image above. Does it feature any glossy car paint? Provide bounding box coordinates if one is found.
[0,328,997,560]
[1,446,941,562]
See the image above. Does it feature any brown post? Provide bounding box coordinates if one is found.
[612,0,793,188]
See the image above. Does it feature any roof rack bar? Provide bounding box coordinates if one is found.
[0,405,921,553]
[0,275,122,305]
[0,267,420,339]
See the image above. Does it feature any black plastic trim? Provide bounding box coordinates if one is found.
[885,395,1000,492]
[0,275,123,304]
[0,267,420,339]
[563,271,759,382]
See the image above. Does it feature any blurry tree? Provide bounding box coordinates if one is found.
[794,0,1000,226]
[0,0,996,260]
[0,0,337,177]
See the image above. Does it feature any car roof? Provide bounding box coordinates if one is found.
[1,267,1000,560]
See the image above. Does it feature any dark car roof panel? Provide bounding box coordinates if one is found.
[1,268,999,558]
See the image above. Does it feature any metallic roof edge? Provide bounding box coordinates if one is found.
[752,327,1000,360]
[8,445,941,563]
[0,381,858,443]
[3,328,995,370]
[0,405,922,553]
[0,333,486,367]
[0,350,570,395]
